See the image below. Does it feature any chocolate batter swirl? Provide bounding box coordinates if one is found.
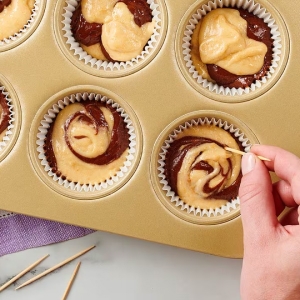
[206,9,273,88]
[71,5,102,47]
[44,101,129,177]
[0,92,10,135]
[165,134,243,203]
[118,0,152,27]
[0,0,11,13]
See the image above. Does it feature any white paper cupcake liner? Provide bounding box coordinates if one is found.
[0,0,40,46]
[36,92,137,193]
[0,86,15,151]
[62,0,162,71]
[182,0,282,96]
[157,117,251,217]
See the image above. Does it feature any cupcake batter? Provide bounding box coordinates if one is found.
[45,101,129,184]
[71,0,155,61]
[165,125,242,209]
[0,0,35,40]
[191,8,272,88]
[199,8,267,75]
[101,2,155,61]
[81,0,118,24]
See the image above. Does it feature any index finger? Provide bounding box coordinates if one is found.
[251,145,300,205]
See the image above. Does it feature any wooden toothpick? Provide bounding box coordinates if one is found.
[225,147,271,162]
[16,245,95,290]
[61,262,81,300]
[0,254,49,292]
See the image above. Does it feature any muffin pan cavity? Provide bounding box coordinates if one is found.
[28,86,142,200]
[175,0,289,103]
[53,0,168,77]
[150,110,259,225]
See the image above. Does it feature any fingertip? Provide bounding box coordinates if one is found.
[242,153,256,175]
[239,151,277,233]
[240,152,271,194]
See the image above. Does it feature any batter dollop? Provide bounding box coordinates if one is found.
[191,8,273,88]
[71,0,155,61]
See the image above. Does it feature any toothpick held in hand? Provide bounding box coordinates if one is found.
[61,262,81,300]
[225,147,271,162]
[16,245,95,290]
[0,254,49,293]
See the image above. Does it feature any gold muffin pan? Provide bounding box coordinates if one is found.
[0,0,297,258]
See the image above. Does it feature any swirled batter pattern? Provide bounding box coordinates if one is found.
[165,125,243,209]
[45,100,129,184]
[71,0,155,61]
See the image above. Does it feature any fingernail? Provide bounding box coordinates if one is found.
[242,153,256,175]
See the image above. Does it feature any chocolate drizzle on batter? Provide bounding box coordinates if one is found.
[206,8,273,88]
[0,92,10,135]
[165,135,243,202]
[0,0,11,13]
[44,100,130,176]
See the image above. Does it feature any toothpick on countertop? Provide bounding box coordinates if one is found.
[61,262,81,300]
[225,147,271,162]
[0,254,49,293]
[15,245,95,290]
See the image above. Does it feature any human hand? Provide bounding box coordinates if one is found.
[239,145,300,300]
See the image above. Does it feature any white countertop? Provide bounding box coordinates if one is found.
[0,231,242,299]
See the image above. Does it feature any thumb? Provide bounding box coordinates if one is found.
[239,153,277,240]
